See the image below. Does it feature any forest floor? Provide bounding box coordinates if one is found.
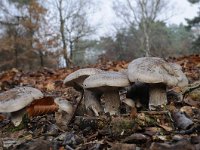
[0,55,200,150]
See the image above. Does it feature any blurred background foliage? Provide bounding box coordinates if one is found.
[0,0,199,71]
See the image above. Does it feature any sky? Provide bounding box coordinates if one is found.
[94,0,199,36]
[169,0,199,24]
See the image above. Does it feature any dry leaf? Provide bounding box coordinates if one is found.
[26,97,58,117]
[0,114,6,121]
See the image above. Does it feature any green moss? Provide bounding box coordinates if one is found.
[6,122,25,132]
[110,118,136,135]
[5,114,29,132]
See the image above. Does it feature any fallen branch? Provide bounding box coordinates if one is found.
[183,81,200,100]
[138,111,168,115]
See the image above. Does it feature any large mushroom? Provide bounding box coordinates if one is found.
[127,57,188,110]
[0,86,44,126]
[83,71,130,115]
[63,68,104,116]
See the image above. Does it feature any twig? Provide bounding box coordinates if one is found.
[86,132,98,142]
[182,81,200,100]
[138,111,168,115]
[67,89,84,126]
[174,124,200,134]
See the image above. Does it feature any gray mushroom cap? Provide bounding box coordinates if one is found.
[83,71,130,90]
[128,57,188,87]
[168,63,188,87]
[0,87,44,113]
[64,68,104,87]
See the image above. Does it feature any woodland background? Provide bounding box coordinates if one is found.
[0,0,200,71]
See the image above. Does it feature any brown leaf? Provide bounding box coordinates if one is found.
[107,142,136,150]
[26,97,58,117]
[130,107,137,119]
[0,114,6,121]
[45,82,55,91]
[180,106,194,117]
[150,140,196,150]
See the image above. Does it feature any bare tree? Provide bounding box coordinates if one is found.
[113,0,172,56]
[50,0,95,67]
[0,0,58,70]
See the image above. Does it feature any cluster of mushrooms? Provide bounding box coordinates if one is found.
[0,57,188,126]
[63,57,188,116]
[0,86,74,126]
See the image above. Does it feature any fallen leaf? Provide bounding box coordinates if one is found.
[26,97,58,117]
[0,114,6,121]
[172,111,193,130]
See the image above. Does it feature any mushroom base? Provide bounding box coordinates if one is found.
[84,89,103,116]
[149,83,167,110]
[11,108,26,126]
[103,90,120,115]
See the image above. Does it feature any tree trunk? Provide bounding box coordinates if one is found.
[69,40,73,60]
[141,17,150,56]
[14,48,18,68]
[58,1,72,68]
[39,50,44,67]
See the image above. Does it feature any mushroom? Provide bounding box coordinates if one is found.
[63,68,104,116]
[83,71,130,115]
[0,86,44,126]
[54,98,73,115]
[54,98,74,128]
[127,57,188,110]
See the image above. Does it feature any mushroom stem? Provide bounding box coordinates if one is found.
[103,89,120,115]
[84,89,103,116]
[149,83,167,110]
[10,108,26,126]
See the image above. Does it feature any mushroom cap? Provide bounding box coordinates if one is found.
[0,87,44,113]
[63,68,104,87]
[54,98,73,114]
[83,71,130,90]
[128,57,188,87]
[168,63,188,87]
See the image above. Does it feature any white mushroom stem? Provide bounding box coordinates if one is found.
[103,89,120,115]
[149,83,167,110]
[10,108,26,126]
[84,89,103,116]
[122,98,135,108]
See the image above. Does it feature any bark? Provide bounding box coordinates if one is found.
[14,47,18,68]
[140,0,151,56]
[69,40,73,60]
[39,50,44,67]
[58,0,72,68]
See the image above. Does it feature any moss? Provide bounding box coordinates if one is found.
[135,114,157,127]
[5,114,29,132]
[110,117,136,136]
[6,122,25,132]
[190,89,200,101]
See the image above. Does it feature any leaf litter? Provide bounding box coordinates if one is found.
[0,55,200,149]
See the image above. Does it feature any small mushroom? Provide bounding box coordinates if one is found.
[83,71,130,115]
[54,98,73,114]
[54,98,74,128]
[63,68,104,116]
[128,57,188,110]
[0,86,44,126]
